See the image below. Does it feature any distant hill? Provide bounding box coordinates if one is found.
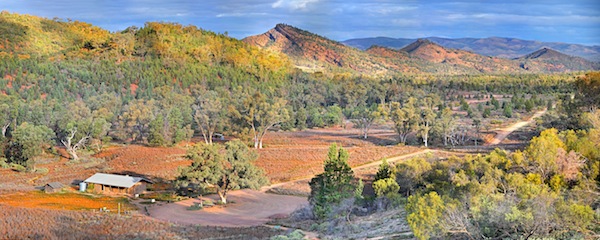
[245,24,598,75]
[343,36,600,62]
[242,23,394,75]
[515,48,600,72]
[398,39,522,73]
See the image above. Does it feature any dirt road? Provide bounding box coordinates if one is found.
[148,189,307,227]
[487,109,546,145]
[147,149,436,229]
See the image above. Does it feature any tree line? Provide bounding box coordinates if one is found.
[0,58,577,170]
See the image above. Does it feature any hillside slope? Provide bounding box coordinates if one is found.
[399,39,521,73]
[242,23,393,75]
[515,48,600,72]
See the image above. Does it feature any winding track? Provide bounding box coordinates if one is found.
[486,109,546,145]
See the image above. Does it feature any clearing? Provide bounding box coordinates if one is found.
[147,189,308,227]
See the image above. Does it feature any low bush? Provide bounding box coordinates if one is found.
[35,168,49,175]
[271,229,305,240]
[9,163,26,172]
[0,158,9,168]
[186,203,202,211]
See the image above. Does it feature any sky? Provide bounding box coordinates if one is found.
[1,0,599,45]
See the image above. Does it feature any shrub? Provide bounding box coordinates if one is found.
[374,159,395,181]
[372,177,400,197]
[0,158,8,168]
[482,108,491,118]
[9,163,26,172]
[186,202,202,211]
[35,167,49,175]
[270,230,305,240]
[86,183,95,192]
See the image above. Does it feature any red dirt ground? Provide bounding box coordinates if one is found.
[148,189,307,227]
[0,125,418,192]
[257,126,420,183]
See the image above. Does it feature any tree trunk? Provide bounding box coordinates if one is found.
[201,132,209,144]
[259,132,266,149]
[68,149,79,161]
[217,190,227,204]
[253,135,259,149]
[2,123,9,137]
[61,128,89,161]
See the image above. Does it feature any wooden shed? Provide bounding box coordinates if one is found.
[84,173,152,196]
[44,182,65,193]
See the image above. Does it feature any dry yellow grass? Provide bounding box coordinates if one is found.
[0,191,135,211]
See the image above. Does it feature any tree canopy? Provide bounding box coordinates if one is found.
[176,140,268,203]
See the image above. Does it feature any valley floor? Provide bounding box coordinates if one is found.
[0,113,544,239]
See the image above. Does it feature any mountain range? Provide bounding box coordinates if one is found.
[244,24,599,75]
[0,11,597,77]
[343,36,600,62]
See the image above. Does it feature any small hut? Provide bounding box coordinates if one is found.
[44,182,65,193]
[84,173,152,196]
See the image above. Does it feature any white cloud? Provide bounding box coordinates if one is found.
[271,0,319,11]
[216,12,267,18]
[367,5,417,15]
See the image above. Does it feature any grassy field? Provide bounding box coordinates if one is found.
[0,191,135,212]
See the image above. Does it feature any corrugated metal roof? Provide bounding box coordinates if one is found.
[46,182,64,189]
[84,173,149,188]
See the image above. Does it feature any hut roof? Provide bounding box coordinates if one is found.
[84,173,152,188]
[46,182,64,189]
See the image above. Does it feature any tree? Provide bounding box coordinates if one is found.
[7,122,54,169]
[231,92,289,149]
[524,128,566,179]
[482,108,491,118]
[396,157,432,196]
[351,104,382,139]
[406,192,446,240]
[390,100,418,144]
[309,144,355,219]
[503,102,513,118]
[58,101,111,160]
[147,116,166,147]
[574,71,600,110]
[193,90,227,144]
[473,119,482,146]
[0,99,18,138]
[61,127,89,161]
[120,99,157,142]
[177,140,268,204]
[434,107,457,146]
[418,107,436,147]
[418,95,439,147]
[491,96,500,110]
[375,159,394,181]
